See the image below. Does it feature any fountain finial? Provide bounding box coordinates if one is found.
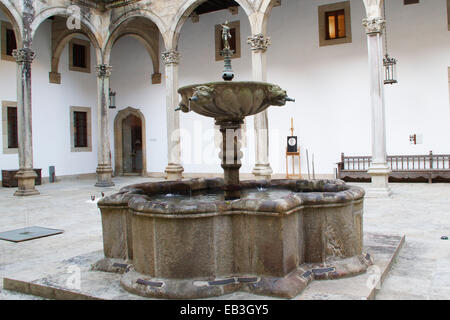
[222,21,231,50]
[221,21,234,81]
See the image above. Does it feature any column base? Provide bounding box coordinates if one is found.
[165,164,184,181]
[367,166,393,199]
[252,164,273,180]
[365,187,393,198]
[95,165,115,187]
[14,169,40,197]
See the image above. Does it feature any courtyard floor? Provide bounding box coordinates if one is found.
[0,177,449,300]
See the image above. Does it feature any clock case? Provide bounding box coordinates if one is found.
[287,136,298,153]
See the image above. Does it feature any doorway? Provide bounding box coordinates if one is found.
[114,107,147,176]
[122,114,142,174]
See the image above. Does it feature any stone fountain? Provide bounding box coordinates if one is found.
[93,22,371,299]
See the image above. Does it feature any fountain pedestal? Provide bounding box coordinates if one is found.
[217,118,244,200]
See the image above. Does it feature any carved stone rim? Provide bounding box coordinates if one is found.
[98,178,365,217]
[178,80,280,92]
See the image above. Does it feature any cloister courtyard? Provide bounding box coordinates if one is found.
[0,0,449,304]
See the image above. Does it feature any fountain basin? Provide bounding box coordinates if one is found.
[96,178,369,299]
[178,81,290,120]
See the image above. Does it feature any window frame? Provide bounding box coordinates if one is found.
[68,38,91,73]
[70,106,92,152]
[318,1,352,47]
[2,101,18,154]
[1,21,17,62]
[447,0,450,31]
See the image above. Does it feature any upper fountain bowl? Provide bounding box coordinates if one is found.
[178,81,294,121]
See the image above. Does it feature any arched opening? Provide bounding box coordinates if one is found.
[103,16,161,80]
[169,0,254,49]
[0,1,22,47]
[170,0,255,174]
[105,15,164,178]
[114,107,147,176]
[27,11,102,179]
[30,14,103,84]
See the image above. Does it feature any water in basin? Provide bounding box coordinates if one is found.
[148,188,294,205]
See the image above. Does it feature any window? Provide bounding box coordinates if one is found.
[318,1,352,47]
[1,21,17,62]
[215,21,241,61]
[7,106,18,149]
[74,111,87,148]
[326,9,346,40]
[69,38,91,73]
[70,106,92,152]
[2,101,18,154]
[72,44,87,69]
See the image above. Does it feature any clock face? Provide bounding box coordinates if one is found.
[288,137,297,146]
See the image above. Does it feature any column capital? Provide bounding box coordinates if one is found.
[12,48,36,64]
[362,17,385,35]
[96,64,112,78]
[247,34,271,52]
[162,50,180,65]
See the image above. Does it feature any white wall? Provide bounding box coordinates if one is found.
[1,0,449,179]
[0,11,19,171]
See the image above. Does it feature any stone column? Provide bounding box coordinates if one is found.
[95,64,114,187]
[13,48,39,196]
[162,50,184,180]
[247,34,272,180]
[362,17,392,197]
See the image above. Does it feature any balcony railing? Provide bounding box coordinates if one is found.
[337,151,450,183]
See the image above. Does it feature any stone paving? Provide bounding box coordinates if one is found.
[0,177,449,300]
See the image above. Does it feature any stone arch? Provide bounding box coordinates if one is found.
[102,17,160,77]
[105,9,167,55]
[114,107,147,176]
[253,0,279,35]
[31,6,102,63]
[49,18,103,83]
[167,0,255,50]
[0,0,23,46]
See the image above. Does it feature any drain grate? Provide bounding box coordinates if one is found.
[136,279,163,287]
[311,267,336,276]
[208,278,236,286]
[0,226,64,243]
